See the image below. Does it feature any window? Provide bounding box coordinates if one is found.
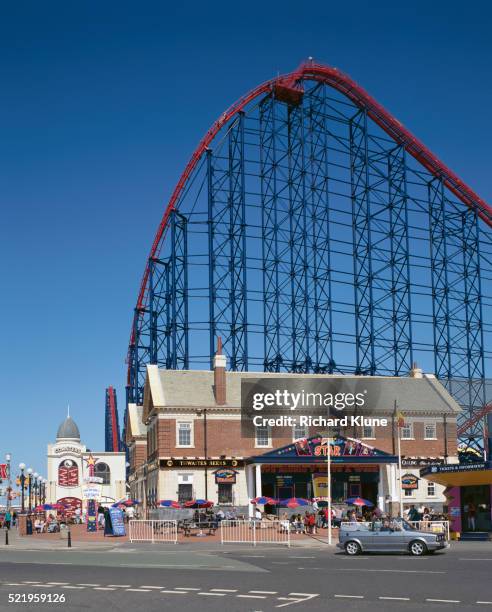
[58,459,79,487]
[218,483,233,504]
[177,421,193,447]
[362,425,375,439]
[424,422,437,440]
[404,488,413,497]
[293,425,308,441]
[427,481,436,497]
[178,483,193,502]
[94,462,111,485]
[255,425,270,447]
[401,423,413,439]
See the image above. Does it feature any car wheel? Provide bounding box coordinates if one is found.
[345,541,361,556]
[409,540,427,556]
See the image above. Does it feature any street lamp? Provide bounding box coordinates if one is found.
[27,468,33,512]
[18,463,26,513]
[196,408,208,500]
[33,473,39,508]
[5,453,12,511]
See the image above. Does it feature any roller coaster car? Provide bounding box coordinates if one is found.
[274,82,303,106]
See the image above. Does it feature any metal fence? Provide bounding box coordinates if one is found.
[129,520,177,543]
[340,520,450,541]
[220,520,290,546]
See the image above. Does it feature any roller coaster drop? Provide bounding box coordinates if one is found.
[126,61,492,452]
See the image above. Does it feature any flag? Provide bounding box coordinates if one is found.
[396,411,405,428]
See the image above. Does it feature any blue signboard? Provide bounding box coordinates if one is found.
[87,500,97,532]
[108,507,126,537]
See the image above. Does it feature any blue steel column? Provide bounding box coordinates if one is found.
[286,103,311,372]
[170,210,189,369]
[260,94,282,371]
[350,108,376,375]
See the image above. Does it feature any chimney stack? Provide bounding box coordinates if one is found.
[213,337,227,405]
[409,362,423,378]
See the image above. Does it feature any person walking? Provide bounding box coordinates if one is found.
[4,510,11,530]
[468,502,476,531]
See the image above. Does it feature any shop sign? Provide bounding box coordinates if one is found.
[214,469,237,484]
[84,476,103,484]
[402,458,445,467]
[108,507,126,536]
[54,446,82,456]
[275,475,294,486]
[296,436,376,458]
[312,473,328,497]
[401,473,419,490]
[424,462,486,475]
[0,464,7,479]
[162,458,244,468]
[82,486,101,500]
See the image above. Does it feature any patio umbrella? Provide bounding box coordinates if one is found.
[51,503,65,510]
[159,500,182,508]
[250,496,278,505]
[183,499,214,509]
[279,497,310,508]
[344,497,374,507]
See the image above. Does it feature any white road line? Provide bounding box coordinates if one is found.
[47,582,69,585]
[77,583,100,587]
[94,587,116,591]
[289,593,318,597]
[426,599,461,604]
[175,587,200,590]
[160,590,186,594]
[108,584,132,587]
[22,581,41,584]
[237,594,267,599]
[210,589,238,592]
[139,585,163,589]
[379,596,411,601]
[62,586,85,590]
[199,592,225,596]
[126,588,151,592]
[241,555,265,558]
[334,595,364,599]
[290,556,315,559]
[250,590,278,594]
[4,583,21,586]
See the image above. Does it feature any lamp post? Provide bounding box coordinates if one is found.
[42,479,47,504]
[19,463,26,513]
[5,453,12,511]
[27,468,33,512]
[196,408,208,500]
[33,473,39,508]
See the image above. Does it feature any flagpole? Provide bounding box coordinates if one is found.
[397,411,403,518]
[327,433,332,546]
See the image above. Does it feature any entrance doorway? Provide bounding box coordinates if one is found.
[461,485,492,532]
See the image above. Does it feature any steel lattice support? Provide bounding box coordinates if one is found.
[350,108,376,375]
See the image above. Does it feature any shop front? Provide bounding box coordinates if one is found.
[245,435,399,515]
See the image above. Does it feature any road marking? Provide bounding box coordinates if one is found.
[175,587,200,591]
[334,595,364,599]
[290,556,314,559]
[22,581,41,584]
[199,592,225,596]
[237,594,267,599]
[426,599,461,604]
[271,562,289,565]
[77,583,100,587]
[379,596,411,601]
[139,585,163,589]
[161,590,187,594]
[94,587,116,591]
[210,589,238,592]
[4,583,21,586]
[61,586,85,589]
[337,568,445,574]
[47,582,69,585]
[289,593,318,597]
[250,590,278,594]
[126,588,151,592]
[241,555,265,558]
[108,584,132,587]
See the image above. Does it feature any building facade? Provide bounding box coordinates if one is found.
[47,415,126,514]
[126,350,460,517]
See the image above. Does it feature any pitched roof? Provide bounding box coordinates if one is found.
[127,403,147,439]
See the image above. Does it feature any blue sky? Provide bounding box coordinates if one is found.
[1,1,491,482]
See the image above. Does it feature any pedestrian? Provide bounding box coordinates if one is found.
[467,502,476,531]
[407,504,420,522]
[4,510,11,530]
[103,507,112,536]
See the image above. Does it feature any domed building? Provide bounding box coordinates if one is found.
[46,413,126,515]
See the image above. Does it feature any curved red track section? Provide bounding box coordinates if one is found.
[128,61,492,380]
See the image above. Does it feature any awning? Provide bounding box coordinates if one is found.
[420,462,492,487]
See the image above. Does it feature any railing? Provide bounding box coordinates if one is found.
[220,519,290,547]
[340,520,450,541]
[129,520,177,543]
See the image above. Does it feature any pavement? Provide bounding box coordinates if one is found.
[1,533,492,611]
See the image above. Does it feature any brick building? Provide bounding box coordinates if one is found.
[126,348,460,516]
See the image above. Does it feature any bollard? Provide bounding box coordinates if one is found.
[67,530,72,548]
[5,529,8,546]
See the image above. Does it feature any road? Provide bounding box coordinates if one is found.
[0,542,491,611]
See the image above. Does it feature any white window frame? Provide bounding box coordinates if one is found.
[424,421,437,440]
[427,481,436,497]
[176,420,194,448]
[292,425,308,441]
[255,425,271,448]
[401,422,414,440]
[362,424,375,439]
[404,487,414,497]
